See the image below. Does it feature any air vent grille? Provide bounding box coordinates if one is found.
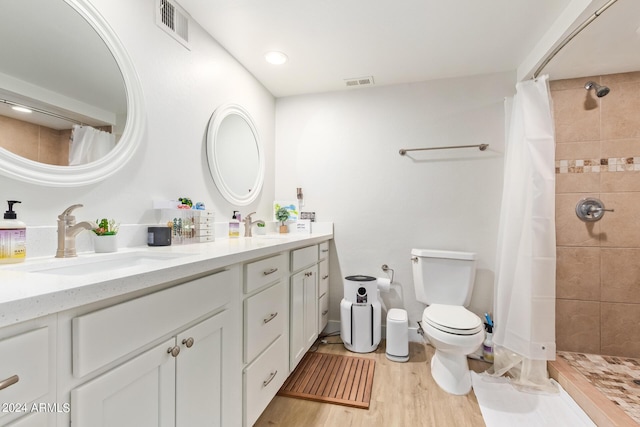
[344,76,375,88]
[156,0,190,49]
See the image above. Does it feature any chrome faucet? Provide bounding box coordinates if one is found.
[56,204,97,258]
[243,212,265,237]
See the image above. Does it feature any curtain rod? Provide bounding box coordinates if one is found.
[532,0,620,79]
[0,99,84,126]
[399,144,488,155]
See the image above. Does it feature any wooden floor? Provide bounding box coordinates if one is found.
[256,339,490,427]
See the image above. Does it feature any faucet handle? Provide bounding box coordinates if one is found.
[244,212,256,222]
[59,204,83,220]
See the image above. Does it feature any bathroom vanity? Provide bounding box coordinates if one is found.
[0,228,332,427]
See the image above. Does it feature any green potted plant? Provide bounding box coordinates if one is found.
[275,207,290,233]
[256,221,266,235]
[93,218,119,253]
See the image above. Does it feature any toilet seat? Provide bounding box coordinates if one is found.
[423,304,483,336]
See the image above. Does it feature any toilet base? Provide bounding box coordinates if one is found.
[430,349,473,395]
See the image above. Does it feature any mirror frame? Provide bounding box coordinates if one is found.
[206,104,264,206]
[0,0,145,187]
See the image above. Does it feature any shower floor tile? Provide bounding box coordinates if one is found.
[558,351,640,424]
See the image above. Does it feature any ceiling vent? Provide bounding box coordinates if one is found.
[156,0,190,49]
[344,76,375,88]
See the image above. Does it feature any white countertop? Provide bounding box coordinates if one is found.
[0,230,333,329]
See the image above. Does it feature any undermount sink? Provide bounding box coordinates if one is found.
[252,234,288,241]
[3,251,190,276]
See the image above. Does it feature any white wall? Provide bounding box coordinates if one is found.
[274,72,516,328]
[0,0,275,252]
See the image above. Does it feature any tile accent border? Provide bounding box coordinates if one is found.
[556,157,640,173]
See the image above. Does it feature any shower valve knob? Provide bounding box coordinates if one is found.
[575,197,613,222]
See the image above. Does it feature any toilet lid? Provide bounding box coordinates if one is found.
[423,304,483,335]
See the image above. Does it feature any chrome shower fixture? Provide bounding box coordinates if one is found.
[584,81,610,97]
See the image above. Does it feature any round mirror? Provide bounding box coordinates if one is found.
[206,104,264,206]
[0,0,144,186]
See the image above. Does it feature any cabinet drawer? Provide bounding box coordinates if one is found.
[244,335,288,427]
[73,268,235,378]
[0,328,49,414]
[318,293,329,333]
[291,245,318,272]
[319,241,329,260]
[244,281,286,363]
[318,259,329,297]
[244,254,287,294]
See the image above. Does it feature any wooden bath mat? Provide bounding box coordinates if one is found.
[277,352,375,409]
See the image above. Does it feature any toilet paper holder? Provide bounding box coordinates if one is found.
[381,264,395,283]
[575,197,614,222]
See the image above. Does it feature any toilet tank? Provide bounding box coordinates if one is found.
[412,249,477,306]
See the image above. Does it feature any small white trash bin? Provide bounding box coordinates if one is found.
[386,308,409,362]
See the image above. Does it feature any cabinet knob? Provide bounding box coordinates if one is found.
[0,375,19,391]
[263,312,278,324]
[182,337,195,348]
[167,346,181,357]
[322,309,329,316]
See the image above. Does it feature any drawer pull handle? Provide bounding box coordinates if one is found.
[0,375,19,391]
[263,268,278,276]
[263,312,278,324]
[262,370,278,388]
[182,337,195,348]
[321,249,329,253]
[322,310,329,316]
[305,272,313,277]
[322,275,329,280]
[167,346,181,358]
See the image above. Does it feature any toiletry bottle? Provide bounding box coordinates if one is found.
[0,200,26,264]
[228,211,240,238]
[483,324,494,363]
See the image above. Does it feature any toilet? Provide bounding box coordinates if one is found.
[412,249,484,395]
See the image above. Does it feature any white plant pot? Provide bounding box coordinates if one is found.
[94,234,117,253]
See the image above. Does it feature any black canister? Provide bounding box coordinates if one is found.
[147,226,171,246]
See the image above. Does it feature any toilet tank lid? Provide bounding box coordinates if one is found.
[411,249,476,260]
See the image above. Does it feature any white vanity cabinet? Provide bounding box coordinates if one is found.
[318,241,330,334]
[67,267,241,427]
[289,245,319,371]
[71,311,231,427]
[0,316,56,427]
[242,254,289,426]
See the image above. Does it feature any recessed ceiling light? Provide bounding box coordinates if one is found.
[265,51,288,65]
[11,106,32,114]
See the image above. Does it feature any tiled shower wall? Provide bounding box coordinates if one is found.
[551,72,640,358]
[0,115,70,166]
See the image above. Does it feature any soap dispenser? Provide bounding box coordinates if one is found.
[228,211,240,238]
[0,200,26,264]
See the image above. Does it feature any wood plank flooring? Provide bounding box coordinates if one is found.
[256,339,490,427]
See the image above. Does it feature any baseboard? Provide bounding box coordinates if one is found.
[323,320,425,343]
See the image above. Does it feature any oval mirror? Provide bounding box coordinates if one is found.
[0,0,144,187]
[206,104,264,206]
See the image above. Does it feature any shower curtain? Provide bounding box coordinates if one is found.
[69,124,116,165]
[492,75,557,392]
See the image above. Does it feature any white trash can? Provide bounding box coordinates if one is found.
[385,308,409,362]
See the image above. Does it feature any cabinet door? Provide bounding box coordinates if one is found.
[290,266,318,371]
[71,339,176,427]
[175,310,229,427]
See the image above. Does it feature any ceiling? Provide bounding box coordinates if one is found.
[179,0,640,98]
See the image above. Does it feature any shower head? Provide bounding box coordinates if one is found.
[584,81,610,97]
